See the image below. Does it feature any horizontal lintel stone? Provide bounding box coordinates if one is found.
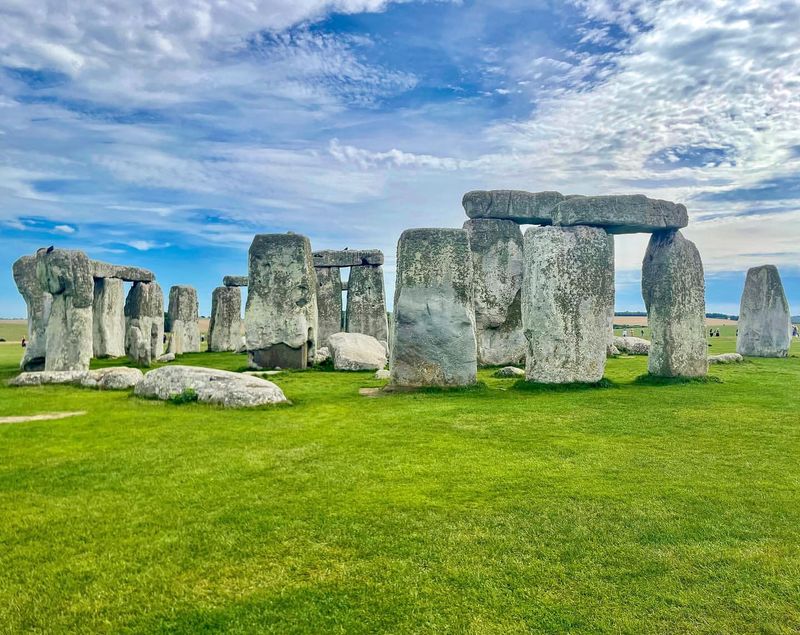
[312,249,384,267]
[223,276,249,287]
[91,260,154,282]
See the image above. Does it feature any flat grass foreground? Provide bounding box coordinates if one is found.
[0,334,799,633]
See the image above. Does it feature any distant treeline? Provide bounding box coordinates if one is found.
[614,311,740,320]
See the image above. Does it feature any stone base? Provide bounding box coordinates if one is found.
[249,343,307,369]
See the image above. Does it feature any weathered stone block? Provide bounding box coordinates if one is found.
[553,194,688,234]
[12,255,51,371]
[312,249,384,267]
[346,265,389,345]
[93,277,126,358]
[315,267,343,347]
[462,190,564,224]
[124,281,164,366]
[208,286,242,352]
[223,275,248,287]
[522,226,614,383]
[642,230,707,377]
[167,285,200,354]
[736,265,791,357]
[464,219,526,366]
[390,228,477,387]
[91,260,154,282]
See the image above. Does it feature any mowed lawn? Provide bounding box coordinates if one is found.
[0,334,799,633]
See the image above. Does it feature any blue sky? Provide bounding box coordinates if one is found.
[1,0,799,317]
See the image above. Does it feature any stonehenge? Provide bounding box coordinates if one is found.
[390,228,477,387]
[92,277,126,358]
[345,265,389,345]
[312,249,383,267]
[463,219,525,366]
[12,255,51,371]
[315,266,343,346]
[124,281,164,366]
[642,230,707,377]
[167,285,200,354]
[246,233,318,369]
[522,226,614,384]
[208,286,242,352]
[224,275,248,287]
[737,265,791,357]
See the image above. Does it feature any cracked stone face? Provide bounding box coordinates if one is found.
[736,265,791,357]
[13,254,52,371]
[167,285,200,354]
[315,267,343,347]
[93,277,126,358]
[208,286,242,352]
[345,265,388,346]
[124,281,164,366]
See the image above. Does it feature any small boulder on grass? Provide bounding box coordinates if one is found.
[613,336,650,355]
[374,369,390,380]
[328,332,387,371]
[708,353,744,364]
[494,366,525,378]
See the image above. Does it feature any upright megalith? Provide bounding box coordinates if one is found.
[208,286,242,352]
[346,265,389,345]
[736,265,791,357]
[124,281,164,366]
[12,255,52,371]
[463,219,525,366]
[92,277,126,358]
[642,230,707,377]
[245,233,318,369]
[390,228,477,387]
[522,226,614,383]
[167,285,200,354]
[315,267,343,347]
[35,248,94,372]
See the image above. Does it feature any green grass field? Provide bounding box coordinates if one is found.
[1,334,799,633]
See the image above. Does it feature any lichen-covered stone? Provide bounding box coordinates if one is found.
[35,248,94,372]
[208,286,242,352]
[346,265,389,345]
[223,275,248,287]
[315,267,343,347]
[464,219,526,366]
[642,230,707,377]
[12,255,51,371]
[390,228,477,387]
[245,233,318,369]
[553,195,688,234]
[493,366,525,378]
[312,249,384,267]
[736,265,791,357]
[167,285,200,354]
[80,367,144,390]
[90,260,154,282]
[613,336,650,355]
[93,277,126,358]
[462,190,564,224]
[709,353,744,364]
[522,226,614,383]
[328,332,387,371]
[124,281,164,366]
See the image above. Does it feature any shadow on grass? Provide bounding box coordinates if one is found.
[511,377,617,393]
[381,381,490,396]
[632,373,722,386]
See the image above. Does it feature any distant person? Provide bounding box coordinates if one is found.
[21,337,27,349]
[640,329,645,337]
[793,325,798,338]
[622,329,628,337]
[715,329,720,337]
[709,328,714,337]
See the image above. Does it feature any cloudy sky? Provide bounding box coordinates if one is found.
[1,0,799,317]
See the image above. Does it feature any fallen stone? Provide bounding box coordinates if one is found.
[523,226,614,383]
[92,277,126,358]
[607,344,621,357]
[553,194,688,234]
[80,367,144,390]
[345,265,389,345]
[736,265,791,357]
[493,366,525,378]
[613,336,651,355]
[462,190,564,224]
[708,353,744,364]
[315,267,343,347]
[134,365,288,407]
[12,254,51,371]
[328,332,388,371]
[167,285,200,354]
[9,370,89,386]
[208,286,242,352]
[374,368,391,380]
[157,353,176,363]
[464,218,526,366]
[390,228,477,387]
[642,230,707,377]
[223,275,249,287]
[312,249,384,267]
[90,260,154,282]
[314,346,331,364]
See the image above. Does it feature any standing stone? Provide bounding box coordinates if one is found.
[208,286,242,352]
[92,278,126,358]
[642,230,707,377]
[736,265,791,357]
[390,228,477,387]
[346,265,389,346]
[245,233,318,369]
[35,248,94,372]
[167,285,200,354]
[12,255,52,371]
[522,226,614,383]
[124,281,164,366]
[464,219,526,366]
[315,267,343,347]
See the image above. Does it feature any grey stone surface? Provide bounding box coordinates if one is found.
[314,346,331,365]
[245,233,318,369]
[346,265,389,345]
[522,226,614,383]
[9,370,89,386]
[124,281,164,366]
[462,190,564,224]
[736,265,792,357]
[553,195,688,234]
[167,285,200,354]
[80,367,144,390]
[328,332,388,371]
[90,260,154,282]
[92,277,126,358]
[315,267,343,347]
[709,352,744,364]
[134,365,288,407]
[390,228,477,387]
[157,352,176,363]
[612,336,650,355]
[374,368,390,380]
[312,249,384,267]
[493,366,525,378]
[607,344,621,357]
[223,275,249,287]
[12,255,51,371]
[642,230,707,377]
[464,219,526,366]
[35,248,94,372]
[208,286,242,352]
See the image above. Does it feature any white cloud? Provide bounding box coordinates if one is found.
[127,240,170,251]
[53,224,76,233]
